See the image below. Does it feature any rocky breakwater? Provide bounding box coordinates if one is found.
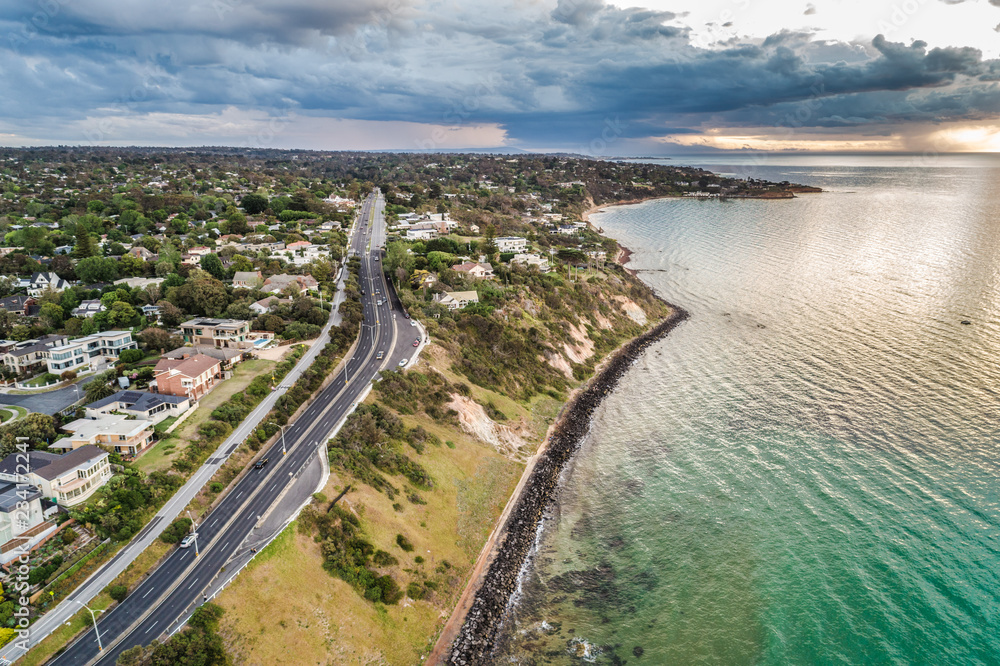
[446,305,690,665]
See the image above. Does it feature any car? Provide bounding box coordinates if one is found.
[412,340,420,347]
[254,458,269,470]
[410,320,417,327]
[180,533,198,549]
[377,351,384,360]
[398,358,408,367]
[403,312,410,319]
[374,256,380,261]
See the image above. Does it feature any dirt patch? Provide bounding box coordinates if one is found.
[563,323,595,364]
[612,295,648,325]
[543,352,573,379]
[447,395,530,458]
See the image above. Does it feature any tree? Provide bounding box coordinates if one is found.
[139,327,183,352]
[84,371,117,402]
[109,585,128,603]
[107,301,138,328]
[230,254,253,273]
[199,253,226,280]
[240,193,268,215]
[169,276,229,317]
[75,256,119,284]
[72,223,98,259]
[226,209,249,235]
[155,301,185,327]
[39,302,64,329]
[482,224,498,260]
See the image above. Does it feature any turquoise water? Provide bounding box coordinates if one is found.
[497,156,1000,665]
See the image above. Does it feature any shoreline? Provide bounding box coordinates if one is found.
[440,299,689,665]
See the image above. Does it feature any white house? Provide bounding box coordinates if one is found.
[24,445,112,507]
[496,236,528,253]
[28,272,70,297]
[45,330,138,374]
[433,291,479,311]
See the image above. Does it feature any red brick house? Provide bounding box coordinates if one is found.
[151,354,222,401]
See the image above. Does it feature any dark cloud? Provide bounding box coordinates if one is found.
[0,0,995,148]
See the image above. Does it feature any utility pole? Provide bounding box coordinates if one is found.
[71,600,104,652]
[186,510,200,557]
[281,424,287,455]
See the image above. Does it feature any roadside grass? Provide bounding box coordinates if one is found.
[133,360,276,475]
[215,410,521,665]
[19,595,113,666]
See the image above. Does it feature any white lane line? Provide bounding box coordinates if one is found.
[145,621,159,635]
[186,578,200,590]
[142,587,154,599]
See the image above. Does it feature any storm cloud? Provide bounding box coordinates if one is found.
[0,0,996,150]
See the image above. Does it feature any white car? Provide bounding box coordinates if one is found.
[398,358,408,367]
[180,533,198,549]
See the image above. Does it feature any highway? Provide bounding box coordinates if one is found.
[46,190,415,665]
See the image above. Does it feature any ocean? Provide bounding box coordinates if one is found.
[495,154,1000,665]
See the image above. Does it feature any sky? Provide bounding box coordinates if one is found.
[1,0,999,154]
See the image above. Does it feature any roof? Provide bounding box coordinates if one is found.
[0,450,61,477]
[448,291,479,301]
[86,390,188,412]
[0,295,32,310]
[33,445,108,481]
[181,318,248,331]
[232,271,261,282]
[63,414,152,440]
[0,482,42,512]
[154,353,221,378]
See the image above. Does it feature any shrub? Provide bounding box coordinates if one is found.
[159,517,193,544]
[61,527,78,545]
[396,534,414,552]
[406,582,426,600]
[209,482,223,493]
[60,370,78,382]
[108,584,128,602]
[373,550,398,567]
[414,555,424,564]
[118,349,145,364]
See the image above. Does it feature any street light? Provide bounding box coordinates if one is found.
[185,510,200,557]
[70,599,104,652]
[280,424,287,456]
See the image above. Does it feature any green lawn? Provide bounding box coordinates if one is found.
[0,405,28,423]
[133,359,275,475]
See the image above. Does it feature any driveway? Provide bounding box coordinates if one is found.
[0,375,98,415]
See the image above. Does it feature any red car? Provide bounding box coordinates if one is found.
[412,340,419,347]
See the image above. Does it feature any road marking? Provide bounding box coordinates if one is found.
[142,587,154,599]
[209,518,218,528]
[145,621,158,635]
[186,578,199,590]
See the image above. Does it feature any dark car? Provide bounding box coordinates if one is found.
[403,312,410,319]
[254,458,269,470]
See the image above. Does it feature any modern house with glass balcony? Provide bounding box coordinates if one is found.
[44,330,138,374]
[180,318,252,349]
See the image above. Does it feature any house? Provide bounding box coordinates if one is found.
[232,271,263,289]
[188,246,212,257]
[113,276,165,290]
[0,474,52,563]
[433,290,479,311]
[406,223,439,241]
[151,354,222,400]
[85,390,191,424]
[452,262,494,279]
[141,304,161,322]
[0,335,68,376]
[0,294,35,316]
[555,225,578,235]
[23,445,112,507]
[250,296,292,315]
[45,330,138,375]
[59,415,155,460]
[70,299,105,318]
[496,236,528,253]
[262,274,318,295]
[286,240,312,252]
[180,318,252,349]
[28,272,69,297]
[162,344,249,371]
[126,246,157,261]
[512,253,551,272]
